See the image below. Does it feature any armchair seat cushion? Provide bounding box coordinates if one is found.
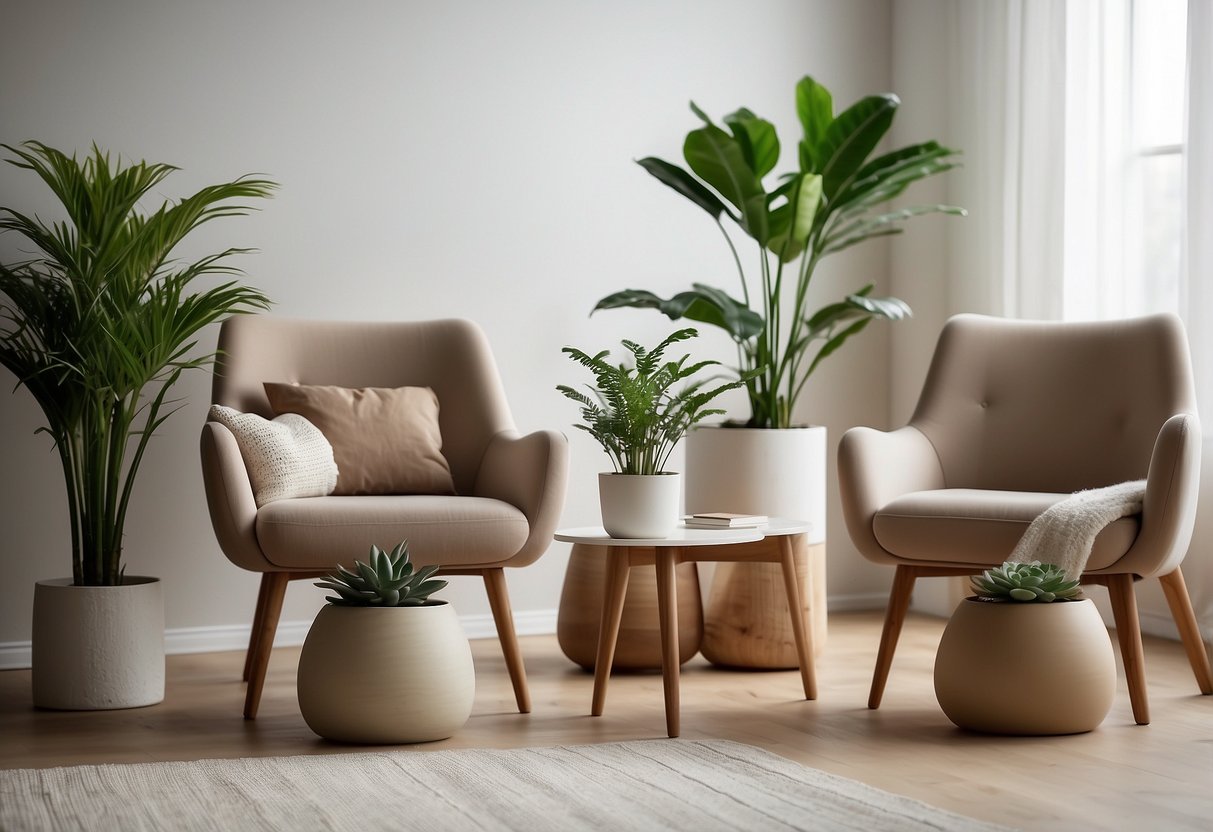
[255,495,529,569]
[872,488,1140,569]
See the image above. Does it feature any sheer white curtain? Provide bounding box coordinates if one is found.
[1181,0,1213,640]
[947,0,1066,319]
[943,0,1212,641]
[1061,0,1129,319]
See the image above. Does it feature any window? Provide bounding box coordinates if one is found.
[1127,0,1187,315]
[1062,0,1188,320]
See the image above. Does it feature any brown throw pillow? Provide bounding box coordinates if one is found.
[263,383,456,496]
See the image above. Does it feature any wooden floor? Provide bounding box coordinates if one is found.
[2,611,1211,831]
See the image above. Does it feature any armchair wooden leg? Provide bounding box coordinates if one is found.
[242,574,274,682]
[869,565,917,710]
[1157,568,1213,695]
[484,568,531,714]
[1107,574,1150,725]
[244,572,288,720]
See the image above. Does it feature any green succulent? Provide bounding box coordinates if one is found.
[971,561,1082,603]
[316,541,447,607]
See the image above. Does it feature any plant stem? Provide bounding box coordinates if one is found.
[716,217,748,307]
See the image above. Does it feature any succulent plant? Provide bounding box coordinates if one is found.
[971,561,1082,603]
[316,541,447,607]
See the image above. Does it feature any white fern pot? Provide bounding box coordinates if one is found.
[297,602,475,744]
[31,577,165,710]
[599,472,682,539]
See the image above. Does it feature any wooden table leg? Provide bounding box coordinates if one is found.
[655,548,681,737]
[779,536,817,700]
[591,547,631,717]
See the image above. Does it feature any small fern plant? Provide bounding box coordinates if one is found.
[971,561,1082,603]
[316,541,447,607]
[557,328,748,475]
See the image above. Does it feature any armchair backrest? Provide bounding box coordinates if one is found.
[910,314,1197,493]
[212,317,515,495]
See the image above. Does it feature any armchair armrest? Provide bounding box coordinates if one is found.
[1121,413,1202,577]
[473,429,569,567]
[838,425,946,564]
[200,421,273,571]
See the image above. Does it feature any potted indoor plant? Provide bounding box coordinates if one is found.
[594,74,963,430]
[593,76,965,664]
[933,562,1116,735]
[297,541,475,744]
[558,328,745,538]
[0,141,274,709]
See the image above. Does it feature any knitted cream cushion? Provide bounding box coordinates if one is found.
[209,404,339,506]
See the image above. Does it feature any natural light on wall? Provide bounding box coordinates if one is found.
[1063,0,1188,321]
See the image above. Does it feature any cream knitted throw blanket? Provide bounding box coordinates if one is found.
[1008,480,1147,578]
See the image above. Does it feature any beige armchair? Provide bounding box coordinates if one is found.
[200,317,568,719]
[839,313,1213,724]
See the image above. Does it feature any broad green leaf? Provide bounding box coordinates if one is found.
[683,125,769,243]
[804,285,911,336]
[795,76,833,169]
[723,108,780,179]
[636,157,735,221]
[767,173,822,263]
[592,286,764,341]
[824,204,966,254]
[814,94,898,198]
[831,145,961,220]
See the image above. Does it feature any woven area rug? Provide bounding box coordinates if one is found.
[0,739,1008,831]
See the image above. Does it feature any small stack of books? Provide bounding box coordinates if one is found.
[683,512,769,529]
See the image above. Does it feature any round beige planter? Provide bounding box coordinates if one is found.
[297,602,475,744]
[934,597,1116,735]
[598,472,681,539]
[32,576,165,710]
[685,425,829,666]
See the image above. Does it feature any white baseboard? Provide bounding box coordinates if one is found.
[826,592,889,612]
[0,643,33,671]
[0,609,560,671]
[9,593,1184,671]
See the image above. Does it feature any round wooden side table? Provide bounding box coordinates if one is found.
[554,520,816,738]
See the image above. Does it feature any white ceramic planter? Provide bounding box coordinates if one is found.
[934,597,1116,735]
[32,576,165,710]
[684,425,827,540]
[297,602,475,744]
[598,472,682,538]
[686,425,829,666]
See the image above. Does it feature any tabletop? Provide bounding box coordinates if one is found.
[554,517,810,547]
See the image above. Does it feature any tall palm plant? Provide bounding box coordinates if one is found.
[0,141,274,586]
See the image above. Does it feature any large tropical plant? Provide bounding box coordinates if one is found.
[594,75,965,428]
[0,141,274,586]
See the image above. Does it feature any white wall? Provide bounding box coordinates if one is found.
[0,0,896,655]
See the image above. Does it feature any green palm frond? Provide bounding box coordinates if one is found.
[0,141,275,585]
